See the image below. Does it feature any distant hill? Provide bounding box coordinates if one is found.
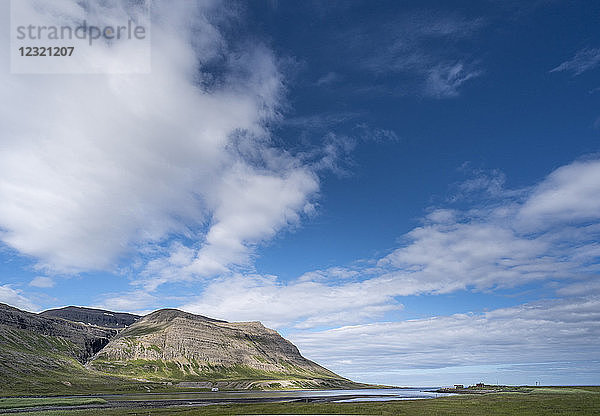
[41,306,140,329]
[0,303,360,394]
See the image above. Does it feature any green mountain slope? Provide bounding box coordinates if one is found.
[0,304,145,395]
[0,303,116,362]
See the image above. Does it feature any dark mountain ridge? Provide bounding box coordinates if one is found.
[41,305,140,329]
[0,303,116,362]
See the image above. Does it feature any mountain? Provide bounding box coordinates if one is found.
[0,303,116,361]
[41,306,140,329]
[0,303,127,395]
[88,308,348,389]
[0,303,359,394]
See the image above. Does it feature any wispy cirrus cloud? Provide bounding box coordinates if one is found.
[315,71,340,86]
[425,62,482,98]
[29,276,55,289]
[349,11,484,98]
[551,47,600,76]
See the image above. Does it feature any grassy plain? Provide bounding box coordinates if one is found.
[2,386,599,415]
[0,397,106,410]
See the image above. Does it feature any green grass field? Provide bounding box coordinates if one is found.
[3,386,599,415]
[0,397,106,410]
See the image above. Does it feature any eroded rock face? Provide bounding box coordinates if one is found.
[0,303,115,362]
[91,309,339,379]
[41,306,140,329]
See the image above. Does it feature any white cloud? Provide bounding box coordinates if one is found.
[0,285,38,311]
[0,1,318,279]
[518,159,600,230]
[551,47,600,76]
[181,273,401,329]
[29,276,55,288]
[94,289,158,315]
[288,296,600,385]
[315,71,339,86]
[373,158,600,296]
[425,62,481,98]
[556,278,600,296]
[377,221,556,293]
[451,166,510,200]
[137,161,319,289]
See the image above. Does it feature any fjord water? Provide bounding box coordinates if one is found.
[78,388,453,403]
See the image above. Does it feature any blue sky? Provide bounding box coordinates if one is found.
[1,0,599,386]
